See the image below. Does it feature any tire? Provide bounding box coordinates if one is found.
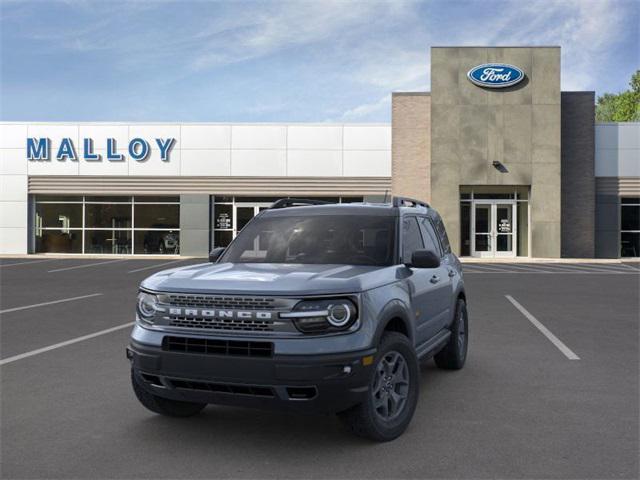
[338,332,419,442]
[131,370,206,417]
[434,298,468,370]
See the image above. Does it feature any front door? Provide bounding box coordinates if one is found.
[232,203,271,258]
[471,201,517,258]
[233,203,271,235]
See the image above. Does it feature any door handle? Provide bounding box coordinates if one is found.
[448,269,456,278]
[430,275,440,284]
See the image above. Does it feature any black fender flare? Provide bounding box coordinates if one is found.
[372,299,414,346]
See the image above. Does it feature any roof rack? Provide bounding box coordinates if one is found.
[392,196,430,209]
[270,198,332,209]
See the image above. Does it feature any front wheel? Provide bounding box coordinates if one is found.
[131,370,206,417]
[434,298,468,370]
[338,332,419,442]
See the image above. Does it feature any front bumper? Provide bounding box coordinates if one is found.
[128,339,376,414]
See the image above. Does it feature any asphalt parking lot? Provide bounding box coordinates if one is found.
[1,258,638,479]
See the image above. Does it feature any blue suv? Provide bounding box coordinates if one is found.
[128,197,468,441]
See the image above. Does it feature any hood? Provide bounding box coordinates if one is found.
[141,262,399,296]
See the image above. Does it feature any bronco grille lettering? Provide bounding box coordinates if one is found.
[166,307,274,320]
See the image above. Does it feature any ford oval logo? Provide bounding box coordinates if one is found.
[467,63,525,88]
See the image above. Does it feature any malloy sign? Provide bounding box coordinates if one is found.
[467,63,525,88]
[26,137,176,162]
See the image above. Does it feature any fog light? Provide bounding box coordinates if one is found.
[362,355,374,366]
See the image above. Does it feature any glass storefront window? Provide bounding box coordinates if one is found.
[621,198,640,257]
[214,204,233,230]
[36,203,82,229]
[34,195,180,254]
[621,204,639,231]
[214,230,233,248]
[85,196,132,202]
[460,203,471,256]
[84,230,132,254]
[35,195,82,202]
[134,204,179,229]
[621,232,639,258]
[35,230,82,253]
[134,231,180,254]
[134,196,179,203]
[85,203,132,229]
[517,202,529,257]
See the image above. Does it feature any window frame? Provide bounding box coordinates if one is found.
[620,197,640,258]
[418,216,444,258]
[401,215,425,265]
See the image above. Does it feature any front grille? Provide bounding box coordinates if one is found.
[168,316,274,332]
[166,294,277,310]
[162,336,273,357]
[168,378,274,397]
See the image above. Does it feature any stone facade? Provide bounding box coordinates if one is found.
[391,93,431,201]
[430,46,561,258]
[393,46,576,258]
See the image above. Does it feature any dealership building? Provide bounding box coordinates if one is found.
[0,46,638,258]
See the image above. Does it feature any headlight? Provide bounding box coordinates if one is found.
[281,298,358,334]
[137,291,158,324]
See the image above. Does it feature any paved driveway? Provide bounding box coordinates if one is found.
[1,258,638,479]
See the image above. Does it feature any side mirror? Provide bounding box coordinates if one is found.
[408,249,440,269]
[208,247,225,263]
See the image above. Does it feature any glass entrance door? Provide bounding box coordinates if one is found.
[232,203,271,259]
[494,203,515,257]
[471,201,517,258]
[233,203,271,234]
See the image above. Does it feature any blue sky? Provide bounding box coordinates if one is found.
[1,0,638,122]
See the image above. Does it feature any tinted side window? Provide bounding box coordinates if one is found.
[418,217,442,256]
[432,215,451,254]
[402,217,424,264]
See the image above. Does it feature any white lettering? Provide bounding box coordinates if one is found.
[480,67,513,82]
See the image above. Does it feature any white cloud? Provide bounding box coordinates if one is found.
[339,94,391,121]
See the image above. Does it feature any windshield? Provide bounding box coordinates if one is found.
[220,214,396,266]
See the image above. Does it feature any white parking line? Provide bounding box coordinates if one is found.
[464,264,509,272]
[127,259,187,273]
[0,293,103,314]
[0,259,57,268]
[48,259,127,273]
[538,263,625,274]
[491,264,557,273]
[505,295,580,360]
[0,322,135,366]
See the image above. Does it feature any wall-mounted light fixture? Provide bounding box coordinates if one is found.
[492,161,509,173]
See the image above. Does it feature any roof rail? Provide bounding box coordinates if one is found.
[270,198,332,209]
[392,196,430,209]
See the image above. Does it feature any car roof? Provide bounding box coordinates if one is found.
[260,202,432,218]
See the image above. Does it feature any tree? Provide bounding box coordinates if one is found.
[596,70,640,122]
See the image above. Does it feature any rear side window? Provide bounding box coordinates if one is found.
[418,217,442,256]
[402,217,424,264]
[431,214,451,254]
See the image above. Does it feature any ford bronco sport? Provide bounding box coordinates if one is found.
[128,197,468,441]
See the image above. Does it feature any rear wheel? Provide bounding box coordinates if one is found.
[434,298,468,370]
[338,332,419,442]
[131,370,206,417]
